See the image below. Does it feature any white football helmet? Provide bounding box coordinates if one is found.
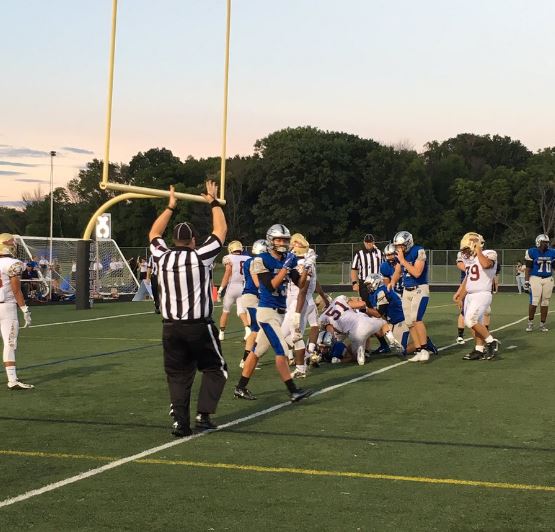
[364,273,384,293]
[393,231,414,252]
[384,243,396,262]
[251,239,267,256]
[460,232,485,258]
[535,234,550,248]
[227,240,243,254]
[266,224,291,253]
[0,233,15,256]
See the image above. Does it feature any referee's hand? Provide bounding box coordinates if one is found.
[202,180,219,203]
[168,185,177,209]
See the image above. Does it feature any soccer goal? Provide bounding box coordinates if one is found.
[15,236,139,301]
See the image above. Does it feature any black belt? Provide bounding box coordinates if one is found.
[163,317,213,324]
[268,308,286,314]
[404,286,417,291]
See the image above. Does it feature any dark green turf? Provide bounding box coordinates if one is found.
[0,295,554,530]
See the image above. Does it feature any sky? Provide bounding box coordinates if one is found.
[2,0,555,207]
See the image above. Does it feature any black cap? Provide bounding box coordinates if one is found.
[364,234,375,242]
[173,222,196,241]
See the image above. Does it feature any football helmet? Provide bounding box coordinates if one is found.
[384,243,396,262]
[392,231,414,252]
[459,232,485,258]
[227,240,243,254]
[0,233,15,256]
[316,330,334,357]
[290,233,309,257]
[535,234,550,248]
[364,273,384,293]
[251,239,267,256]
[266,224,291,253]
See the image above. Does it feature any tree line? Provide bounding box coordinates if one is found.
[3,128,554,260]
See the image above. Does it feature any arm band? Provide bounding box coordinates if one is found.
[166,207,175,212]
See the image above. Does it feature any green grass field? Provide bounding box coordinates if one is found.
[1,293,554,531]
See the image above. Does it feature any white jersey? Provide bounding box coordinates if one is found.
[463,250,497,293]
[0,256,24,304]
[223,253,249,285]
[286,257,317,305]
[318,295,361,335]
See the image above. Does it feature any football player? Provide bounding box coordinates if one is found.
[218,240,251,341]
[238,239,267,368]
[524,234,555,332]
[233,224,312,402]
[0,233,33,389]
[454,232,500,360]
[390,231,431,361]
[314,330,352,364]
[380,243,403,294]
[282,233,318,378]
[319,294,398,365]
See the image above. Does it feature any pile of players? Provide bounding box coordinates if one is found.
[216,225,554,403]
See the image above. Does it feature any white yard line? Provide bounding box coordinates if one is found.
[0,313,539,509]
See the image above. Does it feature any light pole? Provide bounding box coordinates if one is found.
[49,150,56,299]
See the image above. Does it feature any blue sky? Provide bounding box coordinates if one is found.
[2,0,555,206]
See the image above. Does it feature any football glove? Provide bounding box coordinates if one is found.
[20,305,32,328]
[282,252,296,270]
[523,281,530,292]
[217,286,226,301]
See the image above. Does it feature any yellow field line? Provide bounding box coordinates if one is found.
[2,450,553,493]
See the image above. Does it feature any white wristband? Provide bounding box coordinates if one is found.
[20,305,30,313]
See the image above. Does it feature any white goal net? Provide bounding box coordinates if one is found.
[13,236,139,300]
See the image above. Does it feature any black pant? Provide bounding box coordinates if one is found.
[162,319,227,428]
[151,273,159,309]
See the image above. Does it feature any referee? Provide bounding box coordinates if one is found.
[149,181,228,438]
[351,233,382,302]
[146,254,159,314]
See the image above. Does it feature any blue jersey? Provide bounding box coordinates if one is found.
[401,245,428,287]
[242,257,258,296]
[380,260,403,292]
[252,251,298,309]
[367,285,405,325]
[525,247,555,278]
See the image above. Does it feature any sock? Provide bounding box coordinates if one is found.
[485,335,494,344]
[528,320,534,326]
[307,342,316,354]
[540,321,546,327]
[476,345,485,353]
[242,350,249,361]
[296,364,306,373]
[485,325,489,330]
[237,376,250,389]
[284,378,297,393]
[220,327,226,331]
[5,366,17,383]
[420,345,427,352]
[457,328,464,337]
[244,326,251,334]
[378,336,389,349]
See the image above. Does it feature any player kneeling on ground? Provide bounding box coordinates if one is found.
[455,233,500,360]
[314,330,353,364]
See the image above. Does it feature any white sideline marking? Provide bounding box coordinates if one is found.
[507,345,517,350]
[0,314,537,508]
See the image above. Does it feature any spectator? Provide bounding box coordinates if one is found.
[515,260,526,294]
[21,262,39,301]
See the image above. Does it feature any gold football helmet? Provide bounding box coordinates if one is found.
[227,240,243,254]
[290,233,309,257]
[459,232,484,258]
[0,233,16,256]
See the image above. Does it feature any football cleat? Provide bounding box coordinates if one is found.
[243,327,251,340]
[408,351,422,362]
[462,349,484,361]
[418,349,430,362]
[291,368,307,379]
[195,414,218,431]
[539,324,549,332]
[485,339,499,360]
[171,422,193,438]
[290,388,313,403]
[7,381,34,390]
[218,330,225,341]
[234,387,256,400]
[525,323,534,332]
[456,336,465,345]
[356,346,366,366]
[371,345,391,355]
[331,357,341,364]
[425,337,438,355]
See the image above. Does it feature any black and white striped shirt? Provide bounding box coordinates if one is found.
[150,235,222,320]
[351,247,382,280]
[147,255,157,276]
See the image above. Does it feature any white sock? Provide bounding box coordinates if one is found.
[5,366,17,384]
[540,322,546,327]
[485,335,494,344]
[476,345,485,353]
[296,364,306,372]
[244,326,251,334]
[307,342,316,353]
[528,320,534,326]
